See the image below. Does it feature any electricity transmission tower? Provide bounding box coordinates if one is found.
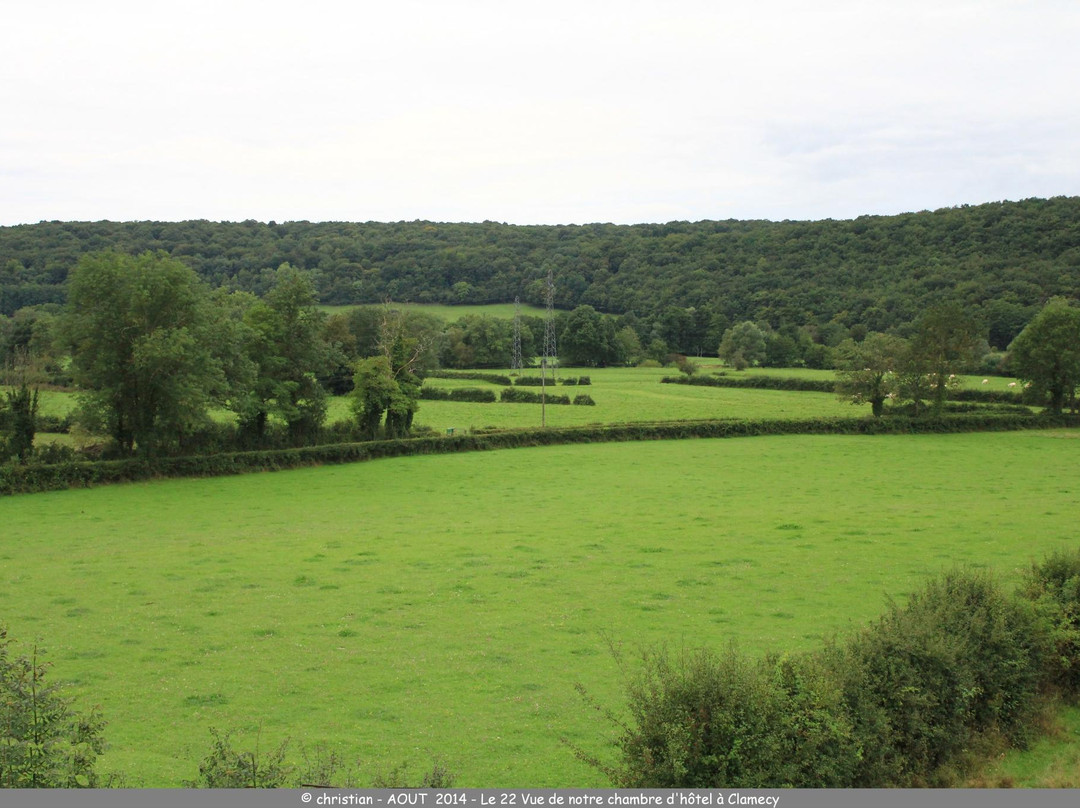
[541,268,556,426]
[542,268,557,382]
[511,296,523,371]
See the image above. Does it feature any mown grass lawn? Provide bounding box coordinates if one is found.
[2,430,1078,786]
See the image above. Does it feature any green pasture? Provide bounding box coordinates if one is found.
[333,366,858,431]
[16,366,1026,447]
[2,430,1078,786]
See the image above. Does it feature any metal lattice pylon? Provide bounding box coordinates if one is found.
[542,268,557,381]
[511,296,523,371]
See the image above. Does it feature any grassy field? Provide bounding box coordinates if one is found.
[16,365,1026,445]
[3,430,1078,786]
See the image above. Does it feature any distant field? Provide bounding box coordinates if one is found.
[20,366,1026,446]
[3,431,1078,786]
[318,302,550,320]
[331,366,858,431]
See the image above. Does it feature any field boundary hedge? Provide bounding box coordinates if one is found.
[662,374,835,392]
[662,374,1026,403]
[3,413,1077,496]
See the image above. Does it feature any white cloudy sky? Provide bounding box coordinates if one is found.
[2,0,1078,225]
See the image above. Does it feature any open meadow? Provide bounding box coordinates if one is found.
[2,429,1078,785]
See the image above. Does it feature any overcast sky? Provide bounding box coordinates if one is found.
[2,0,1078,226]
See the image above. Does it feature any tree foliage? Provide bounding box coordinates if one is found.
[834,333,906,416]
[239,265,331,444]
[718,321,766,370]
[59,251,225,456]
[1007,297,1080,414]
[0,382,38,462]
[909,304,983,413]
[4,198,1077,353]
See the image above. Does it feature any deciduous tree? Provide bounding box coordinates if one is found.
[60,251,224,456]
[834,333,906,417]
[1008,297,1080,414]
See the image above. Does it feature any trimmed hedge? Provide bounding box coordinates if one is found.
[4,412,1077,496]
[419,387,497,403]
[662,374,1028,404]
[514,375,558,386]
[662,375,836,392]
[499,388,571,404]
[425,370,512,386]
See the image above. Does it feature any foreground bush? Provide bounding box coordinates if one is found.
[585,564,1072,788]
[0,627,106,787]
[1019,548,1080,694]
[836,569,1048,785]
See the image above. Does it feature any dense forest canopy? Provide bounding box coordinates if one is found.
[2,197,1079,349]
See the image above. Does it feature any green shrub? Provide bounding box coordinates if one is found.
[370,759,456,788]
[594,647,858,788]
[572,394,596,406]
[188,727,291,788]
[0,627,107,787]
[1019,548,1080,695]
[836,568,1048,785]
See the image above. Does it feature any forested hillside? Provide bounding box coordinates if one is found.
[2,197,1079,349]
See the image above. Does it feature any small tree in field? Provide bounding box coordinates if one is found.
[719,322,766,370]
[834,333,906,417]
[1008,297,1080,414]
[909,304,982,413]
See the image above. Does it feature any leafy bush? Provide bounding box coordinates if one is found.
[188,727,291,788]
[514,376,557,386]
[835,568,1048,785]
[0,627,107,787]
[572,394,596,406]
[583,565,1062,789]
[1019,548,1080,695]
[586,647,858,788]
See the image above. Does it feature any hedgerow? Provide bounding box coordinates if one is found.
[419,387,497,402]
[661,375,836,392]
[499,388,571,404]
[425,370,513,386]
[2,413,1077,496]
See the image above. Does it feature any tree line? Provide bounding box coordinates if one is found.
[3,197,1080,350]
[3,249,1080,463]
